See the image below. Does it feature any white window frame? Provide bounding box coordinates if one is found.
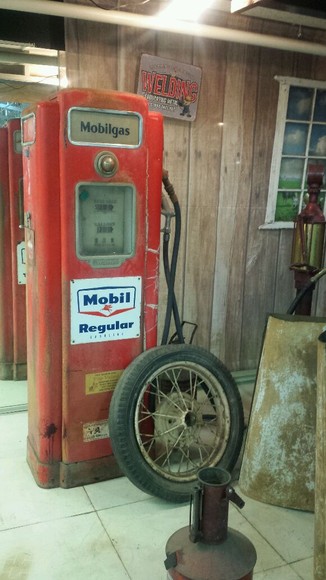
[260,75,326,230]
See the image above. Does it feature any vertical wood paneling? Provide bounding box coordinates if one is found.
[240,46,295,369]
[183,37,227,349]
[65,18,118,88]
[117,27,156,92]
[64,10,326,370]
[210,40,260,367]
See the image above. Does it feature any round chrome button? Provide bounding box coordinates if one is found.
[95,152,118,176]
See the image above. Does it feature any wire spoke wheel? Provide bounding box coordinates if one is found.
[135,363,231,481]
[109,344,244,503]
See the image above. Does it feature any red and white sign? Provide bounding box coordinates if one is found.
[71,276,142,344]
[137,54,202,121]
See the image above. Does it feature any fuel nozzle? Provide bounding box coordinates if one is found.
[161,191,175,242]
[162,168,178,205]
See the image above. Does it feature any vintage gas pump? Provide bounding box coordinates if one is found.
[22,88,163,488]
[7,118,27,380]
[290,164,325,315]
[0,126,14,379]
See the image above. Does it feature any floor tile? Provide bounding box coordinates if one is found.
[98,497,189,580]
[0,457,94,531]
[0,512,130,580]
[0,411,27,458]
[0,379,27,412]
[290,557,313,580]
[254,564,301,579]
[84,475,152,511]
[229,504,285,573]
[234,487,314,562]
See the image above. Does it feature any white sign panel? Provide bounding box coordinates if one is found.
[68,108,142,147]
[17,241,26,285]
[70,276,142,344]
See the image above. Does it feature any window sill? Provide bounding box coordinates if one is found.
[259,222,294,230]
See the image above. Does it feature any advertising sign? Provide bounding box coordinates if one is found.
[70,276,142,344]
[137,54,202,121]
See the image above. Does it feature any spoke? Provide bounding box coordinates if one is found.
[142,435,156,455]
[137,410,180,425]
[160,427,187,469]
[198,444,204,464]
[177,443,198,470]
[154,382,186,413]
[155,421,184,438]
[163,368,189,411]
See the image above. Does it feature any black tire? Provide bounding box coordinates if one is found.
[109,344,244,503]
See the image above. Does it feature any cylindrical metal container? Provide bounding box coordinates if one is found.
[165,467,257,580]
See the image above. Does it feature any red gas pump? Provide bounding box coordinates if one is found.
[22,89,163,488]
[0,126,14,379]
[7,118,27,380]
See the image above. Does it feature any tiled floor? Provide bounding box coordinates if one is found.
[0,380,314,579]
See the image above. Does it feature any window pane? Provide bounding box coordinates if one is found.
[282,122,309,155]
[275,191,300,221]
[313,90,326,122]
[278,157,305,189]
[309,125,326,156]
[286,87,314,120]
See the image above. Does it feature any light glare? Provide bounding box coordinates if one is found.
[158,0,215,22]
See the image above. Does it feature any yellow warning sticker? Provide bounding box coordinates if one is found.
[85,370,123,395]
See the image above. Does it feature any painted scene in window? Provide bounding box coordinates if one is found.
[275,86,326,222]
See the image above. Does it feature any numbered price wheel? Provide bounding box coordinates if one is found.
[109,344,244,503]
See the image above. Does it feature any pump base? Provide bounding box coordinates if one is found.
[27,436,60,488]
[13,362,27,381]
[60,455,123,488]
[166,526,256,580]
[0,362,13,380]
[27,437,123,489]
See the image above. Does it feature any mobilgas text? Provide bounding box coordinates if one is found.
[80,120,130,139]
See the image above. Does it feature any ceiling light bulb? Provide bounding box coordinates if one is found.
[158,0,215,22]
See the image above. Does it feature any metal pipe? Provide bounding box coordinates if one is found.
[2,0,326,56]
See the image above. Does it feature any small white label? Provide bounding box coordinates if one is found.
[83,420,109,442]
[17,241,26,284]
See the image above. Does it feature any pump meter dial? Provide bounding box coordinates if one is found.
[76,182,135,267]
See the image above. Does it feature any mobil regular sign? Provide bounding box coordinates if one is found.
[70,276,142,344]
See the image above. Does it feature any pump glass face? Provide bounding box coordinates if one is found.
[76,182,135,267]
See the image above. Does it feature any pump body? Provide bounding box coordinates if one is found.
[22,88,163,488]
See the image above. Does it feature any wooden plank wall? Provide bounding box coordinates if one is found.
[64,3,326,371]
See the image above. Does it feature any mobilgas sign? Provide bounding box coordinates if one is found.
[68,107,142,148]
[70,277,142,344]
